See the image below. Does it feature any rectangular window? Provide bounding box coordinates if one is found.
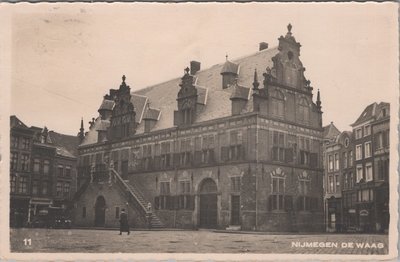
[355,128,362,139]
[364,142,371,158]
[328,155,333,171]
[82,207,86,218]
[22,137,30,150]
[364,125,371,136]
[10,175,16,193]
[33,159,40,173]
[356,145,362,160]
[32,180,39,195]
[63,183,70,197]
[58,165,64,177]
[328,176,334,193]
[349,172,354,188]
[115,207,120,219]
[42,181,48,195]
[11,136,19,148]
[299,180,309,195]
[179,180,191,194]
[18,177,28,194]
[56,182,63,197]
[20,154,30,171]
[43,160,50,175]
[160,181,170,195]
[65,166,71,177]
[272,131,285,162]
[334,153,339,170]
[270,177,285,211]
[343,152,348,169]
[349,151,353,167]
[10,152,18,170]
[335,174,340,192]
[231,176,241,192]
[375,132,383,149]
[365,163,373,181]
[356,165,363,182]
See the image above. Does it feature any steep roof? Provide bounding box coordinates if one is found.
[323,122,341,140]
[351,102,377,126]
[10,115,29,130]
[48,131,79,158]
[81,47,279,146]
[134,47,278,132]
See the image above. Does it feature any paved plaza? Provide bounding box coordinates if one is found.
[11,228,388,254]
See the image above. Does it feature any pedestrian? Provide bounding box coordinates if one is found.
[119,209,130,235]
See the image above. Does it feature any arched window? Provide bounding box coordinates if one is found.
[271,89,285,118]
[298,98,309,123]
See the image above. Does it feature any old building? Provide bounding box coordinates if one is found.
[10,116,79,227]
[343,102,390,233]
[322,122,353,232]
[73,24,325,232]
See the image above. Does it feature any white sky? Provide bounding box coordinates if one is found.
[3,3,398,135]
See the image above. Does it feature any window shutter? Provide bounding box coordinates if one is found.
[174,195,179,210]
[296,197,302,211]
[194,151,202,165]
[284,195,293,211]
[239,145,245,160]
[154,156,161,170]
[154,196,159,210]
[173,153,180,167]
[268,195,273,211]
[285,148,293,163]
[221,146,229,161]
[188,195,195,210]
[310,153,318,168]
[209,149,215,164]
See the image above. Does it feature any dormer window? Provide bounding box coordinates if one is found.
[220,58,239,89]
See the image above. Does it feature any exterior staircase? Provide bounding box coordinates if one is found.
[110,168,164,229]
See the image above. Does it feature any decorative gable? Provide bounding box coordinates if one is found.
[174,67,198,126]
[108,75,137,140]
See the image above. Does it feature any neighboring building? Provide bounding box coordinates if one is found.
[10,116,35,227]
[73,24,325,231]
[344,102,390,233]
[9,116,79,227]
[322,122,353,232]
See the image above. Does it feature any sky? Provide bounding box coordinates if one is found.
[3,3,398,135]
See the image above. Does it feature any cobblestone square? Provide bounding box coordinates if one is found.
[10,228,388,255]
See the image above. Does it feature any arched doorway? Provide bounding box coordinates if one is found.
[199,178,218,228]
[94,196,106,227]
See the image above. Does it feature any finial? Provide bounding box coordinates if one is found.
[80,117,84,129]
[287,23,292,33]
[226,54,228,61]
[252,69,260,90]
[316,89,322,110]
[122,75,126,83]
[184,67,190,75]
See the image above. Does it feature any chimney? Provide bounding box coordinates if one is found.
[190,61,201,75]
[259,42,268,51]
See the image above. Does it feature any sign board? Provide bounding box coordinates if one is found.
[348,209,356,214]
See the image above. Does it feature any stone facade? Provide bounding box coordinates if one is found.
[73,25,324,232]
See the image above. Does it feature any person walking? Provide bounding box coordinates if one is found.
[119,209,130,235]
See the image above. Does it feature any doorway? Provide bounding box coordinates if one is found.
[94,196,106,227]
[231,195,240,225]
[199,178,218,228]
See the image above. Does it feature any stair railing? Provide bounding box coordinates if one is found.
[109,167,150,215]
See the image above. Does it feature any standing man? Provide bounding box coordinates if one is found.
[119,209,130,235]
